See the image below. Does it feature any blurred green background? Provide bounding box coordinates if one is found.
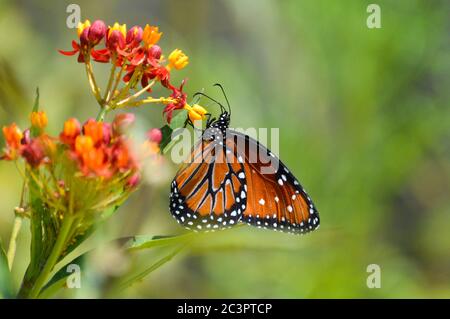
[0,0,449,298]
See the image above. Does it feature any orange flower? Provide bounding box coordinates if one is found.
[60,118,81,144]
[81,147,107,172]
[75,135,94,154]
[142,24,162,48]
[2,123,23,149]
[30,111,48,130]
[83,119,105,145]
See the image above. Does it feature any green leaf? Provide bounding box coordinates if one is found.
[116,244,186,291]
[169,109,188,130]
[39,254,86,299]
[123,233,196,252]
[30,88,40,137]
[32,87,40,112]
[0,238,14,298]
[159,125,173,153]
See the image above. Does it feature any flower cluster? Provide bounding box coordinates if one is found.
[59,20,205,123]
[1,111,160,181]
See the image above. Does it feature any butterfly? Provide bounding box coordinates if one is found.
[169,84,320,235]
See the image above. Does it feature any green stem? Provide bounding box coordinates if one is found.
[26,215,75,298]
[7,215,23,270]
[96,107,109,122]
[103,55,117,103]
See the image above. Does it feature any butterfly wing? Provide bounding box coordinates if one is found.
[170,138,247,231]
[228,131,320,234]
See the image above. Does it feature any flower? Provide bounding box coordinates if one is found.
[126,26,143,47]
[147,128,162,144]
[59,20,107,63]
[30,111,48,131]
[168,49,189,70]
[163,80,188,123]
[88,20,107,45]
[2,123,23,149]
[21,137,46,167]
[106,22,127,51]
[142,24,162,48]
[184,104,208,122]
[60,118,81,145]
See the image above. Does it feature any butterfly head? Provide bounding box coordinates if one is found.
[204,111,230,141]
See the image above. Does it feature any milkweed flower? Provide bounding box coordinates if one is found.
[168,49,189,70]
[30,111,48,130]
[142,24,162,48]
[58,20,197,124]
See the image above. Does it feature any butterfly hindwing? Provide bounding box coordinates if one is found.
[228,131,320,234]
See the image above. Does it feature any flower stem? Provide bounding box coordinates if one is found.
[26,215,75,298]
[84,60,103,106]
[103,55,117,102]
[96,106,109,122]
[115,80,156,107]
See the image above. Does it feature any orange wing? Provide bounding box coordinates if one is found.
[228,131,320,234]
[170,139,247,231]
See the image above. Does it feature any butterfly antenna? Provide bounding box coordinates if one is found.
[213,83,231,116]
[193,92,226,113]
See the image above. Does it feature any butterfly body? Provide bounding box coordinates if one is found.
[169,107,320,235]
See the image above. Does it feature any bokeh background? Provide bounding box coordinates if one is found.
[0,0,449,298]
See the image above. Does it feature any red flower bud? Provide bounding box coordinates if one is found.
[21,138,45,167]
[126,26,143,45]
[79,27,90,46]
[148,45,162,60]
[107,30,125,50]
[88,20,106,45]
[147,128,162,144]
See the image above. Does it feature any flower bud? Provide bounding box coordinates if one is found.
[21,138,45,167]
[146,128,162,144]
[113,113,135,135]
[148,45,162,60]
[88,20,107,45]
[107,23,126,50]
[60,118,81,145]
[30,111,48,131]
[77,20,91,38]
[126,26,143,45]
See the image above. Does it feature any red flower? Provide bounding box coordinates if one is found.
[58,20,107,63]
[163,80,188,123]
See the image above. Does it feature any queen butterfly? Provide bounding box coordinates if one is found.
[169,85,320,235]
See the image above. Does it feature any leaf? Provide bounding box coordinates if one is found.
[158,125,173,153]
[0,238,14,298]
[123,233,196,252]
[169,109,188,130]
[116,244,187,291]
[39,254,86,299]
